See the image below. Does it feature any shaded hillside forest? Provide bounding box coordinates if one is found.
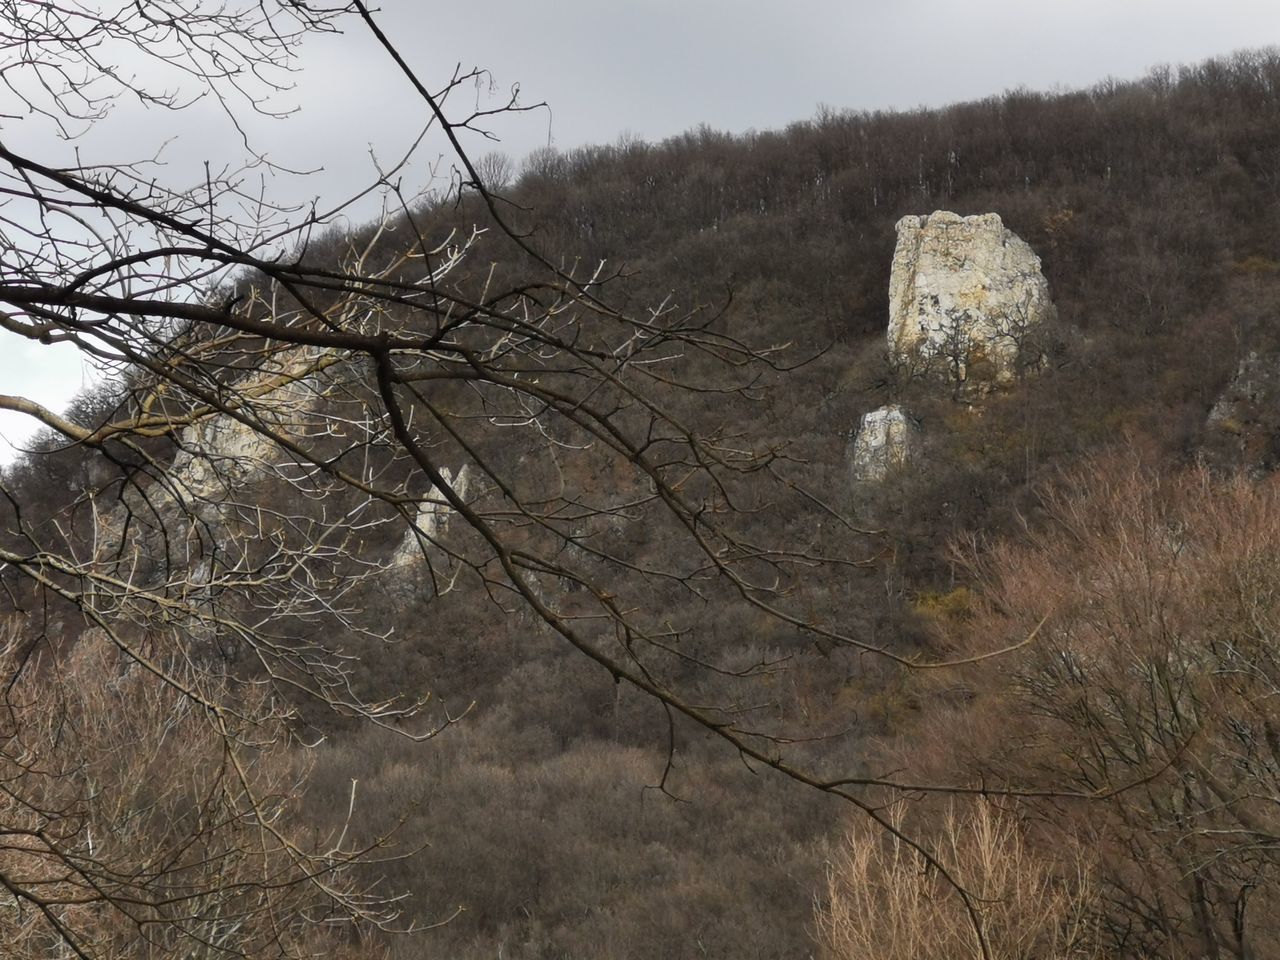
[10,45,1280,960]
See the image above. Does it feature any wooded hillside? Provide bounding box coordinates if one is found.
[6,39,1280,959]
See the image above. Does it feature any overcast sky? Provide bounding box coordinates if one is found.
[3,0,1279,459]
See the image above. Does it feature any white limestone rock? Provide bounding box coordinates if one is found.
[888,211,1054,390]
[851,404,918,483]
[76,349,332,573]
[1206,351,1280,473]
[170,410,288,499]
[169,350,326,502]
[391,465,471,569]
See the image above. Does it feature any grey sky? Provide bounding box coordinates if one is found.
[3,0,1279,458]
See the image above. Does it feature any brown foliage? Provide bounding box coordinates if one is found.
[0,624,372,959]
[820,801,1098,960]
[905,452,1280,958]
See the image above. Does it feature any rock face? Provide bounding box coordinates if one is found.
[169,348,329,502]
[169,392,306,501]
[391,465,471,570]
[850,404,918,482]
[887,211,1054,390]
[1206,351,1280,473]
[80,348,337,591]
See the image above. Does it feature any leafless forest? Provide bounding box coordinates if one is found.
[3,6,1280,958]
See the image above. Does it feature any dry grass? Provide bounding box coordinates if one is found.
[819,800,1099,960]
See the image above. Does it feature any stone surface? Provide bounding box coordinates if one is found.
[1206,351,1280,474]
[850,404,918,482]
[169,349,326,502]
[66,347,339,608]
[391,465,471,569]
[887,211,1054,389]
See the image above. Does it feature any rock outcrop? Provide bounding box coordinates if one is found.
[391,465,471,570]
[850,404,918,482]
[80,347,338,592]
[168,347,332,503]
[887,211,1054,390]
[851,212,1056,485]
[1206,351,1280,473]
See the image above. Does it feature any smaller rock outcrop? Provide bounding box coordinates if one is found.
[391,465,471,570]
[850,404,918,482]
[1206,351,1280,473]
[888,211,1054,390]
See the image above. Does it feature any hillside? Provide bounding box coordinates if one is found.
[6,44,1280,960]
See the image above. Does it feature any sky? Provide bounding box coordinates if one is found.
[2,0,1279,459]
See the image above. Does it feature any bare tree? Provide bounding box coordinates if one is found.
[0,3,1034,956]
[937,453,1280,958]
[0,620,393,959]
